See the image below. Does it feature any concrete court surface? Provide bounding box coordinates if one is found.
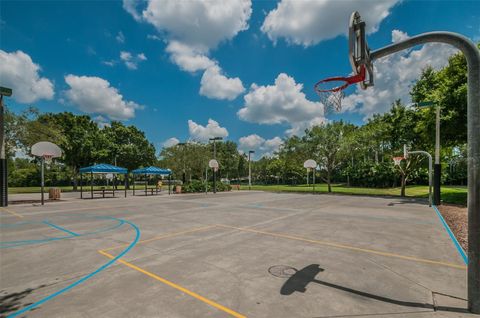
[0,191,473,318]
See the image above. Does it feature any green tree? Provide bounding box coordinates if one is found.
[37,112,103,189]
[102,121,156,171]
[410,48,478,145]
[304,121,355,192]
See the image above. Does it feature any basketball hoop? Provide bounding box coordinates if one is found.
[43,154,54,164]
[393,156,404,166]
[314,66,366,112]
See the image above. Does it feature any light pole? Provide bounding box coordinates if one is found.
[209,137,223,159]
[417,101,441,205]
[178,142,187,184]
[0,87,12,207]
[209,137,223,193]
[248,150,255,190]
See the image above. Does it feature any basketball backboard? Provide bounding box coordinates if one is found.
[349,11,374,89]
[208,159,219,171]
[303,159,317,169]
[31,141,62,159]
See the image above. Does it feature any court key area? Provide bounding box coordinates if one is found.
[0,191,472,317]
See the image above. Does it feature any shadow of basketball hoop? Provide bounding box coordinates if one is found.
[268,264,468,313]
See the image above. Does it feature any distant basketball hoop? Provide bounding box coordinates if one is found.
[31,141,62,205]
[393,156,404,166]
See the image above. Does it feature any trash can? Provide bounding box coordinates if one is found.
[175,185,182,194]
[49,187,61,200]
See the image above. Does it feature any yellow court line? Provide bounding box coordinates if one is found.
[215,224,466,270]
[98,250,246,318]
[101,225,217,252]
[0,207,24,218]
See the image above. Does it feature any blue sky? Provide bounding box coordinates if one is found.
[1,0,479,158]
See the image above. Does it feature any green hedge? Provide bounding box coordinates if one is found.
[182,180,231,193]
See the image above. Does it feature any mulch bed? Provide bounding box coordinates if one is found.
[438,204,468,252]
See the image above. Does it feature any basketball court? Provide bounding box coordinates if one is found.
[0,191,472,317]
[1,9,479,318]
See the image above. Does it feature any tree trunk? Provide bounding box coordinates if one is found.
[400,174,406,197]
[327,171,332,193]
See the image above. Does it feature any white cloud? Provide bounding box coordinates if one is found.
[341,30,458,119]
[0,50,54,103]
[64,74,142,120]
[285,117,328,137]
[123,0,250,100]
[199,65,245,100]
[93,115,111,129]
[140,0,252,49]
[163,137,180,148]
[147,34,162,41]
[120,51,147,70]
[188,119,228,142]
[261,0,400,46]
[122,0,143,21]
[238,73,325,136]
[391,29,409,43]
[116,31,125,43]
[165,41,215,73]
[102,60,116,67]
[238,134,283,158]
[239,134,265,150]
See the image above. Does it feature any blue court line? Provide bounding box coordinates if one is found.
[1,219,125,248]
[7,217,140,318]
[43,221,79,236]
[433,205,468,265]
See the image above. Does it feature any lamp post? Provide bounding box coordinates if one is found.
[209,137,223,194]
[417,101,441,205]
[0,87,12,207]
[178,142,187,184]
[209,137,223,159]
[248,150,255,190]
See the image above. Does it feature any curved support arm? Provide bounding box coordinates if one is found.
[371,32,479,64]
[408,151,433,207]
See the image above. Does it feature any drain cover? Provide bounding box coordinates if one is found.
[268,265,298,278]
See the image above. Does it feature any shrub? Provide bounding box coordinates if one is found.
[182,180,231,193]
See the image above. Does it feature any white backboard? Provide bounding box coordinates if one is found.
[31,141,62,158]
[208,159,219,169]
[303,159,317,169]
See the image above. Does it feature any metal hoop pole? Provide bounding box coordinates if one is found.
[408,151,433,207]
[41,157,45,205]
[372,31,480,312]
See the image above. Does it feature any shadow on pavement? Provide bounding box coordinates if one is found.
[279,264,468,314]
[0,284,46,317]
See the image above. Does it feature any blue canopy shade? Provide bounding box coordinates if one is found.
[131,166,171,175]
[79,163,128,174]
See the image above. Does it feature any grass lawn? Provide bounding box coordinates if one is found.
[239,184,467,206]
[9,183,467,206]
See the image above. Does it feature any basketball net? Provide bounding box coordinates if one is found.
[315,65,366,113]
[393,157,404,166]
[43,155,54,164]
[318,90,344,113]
